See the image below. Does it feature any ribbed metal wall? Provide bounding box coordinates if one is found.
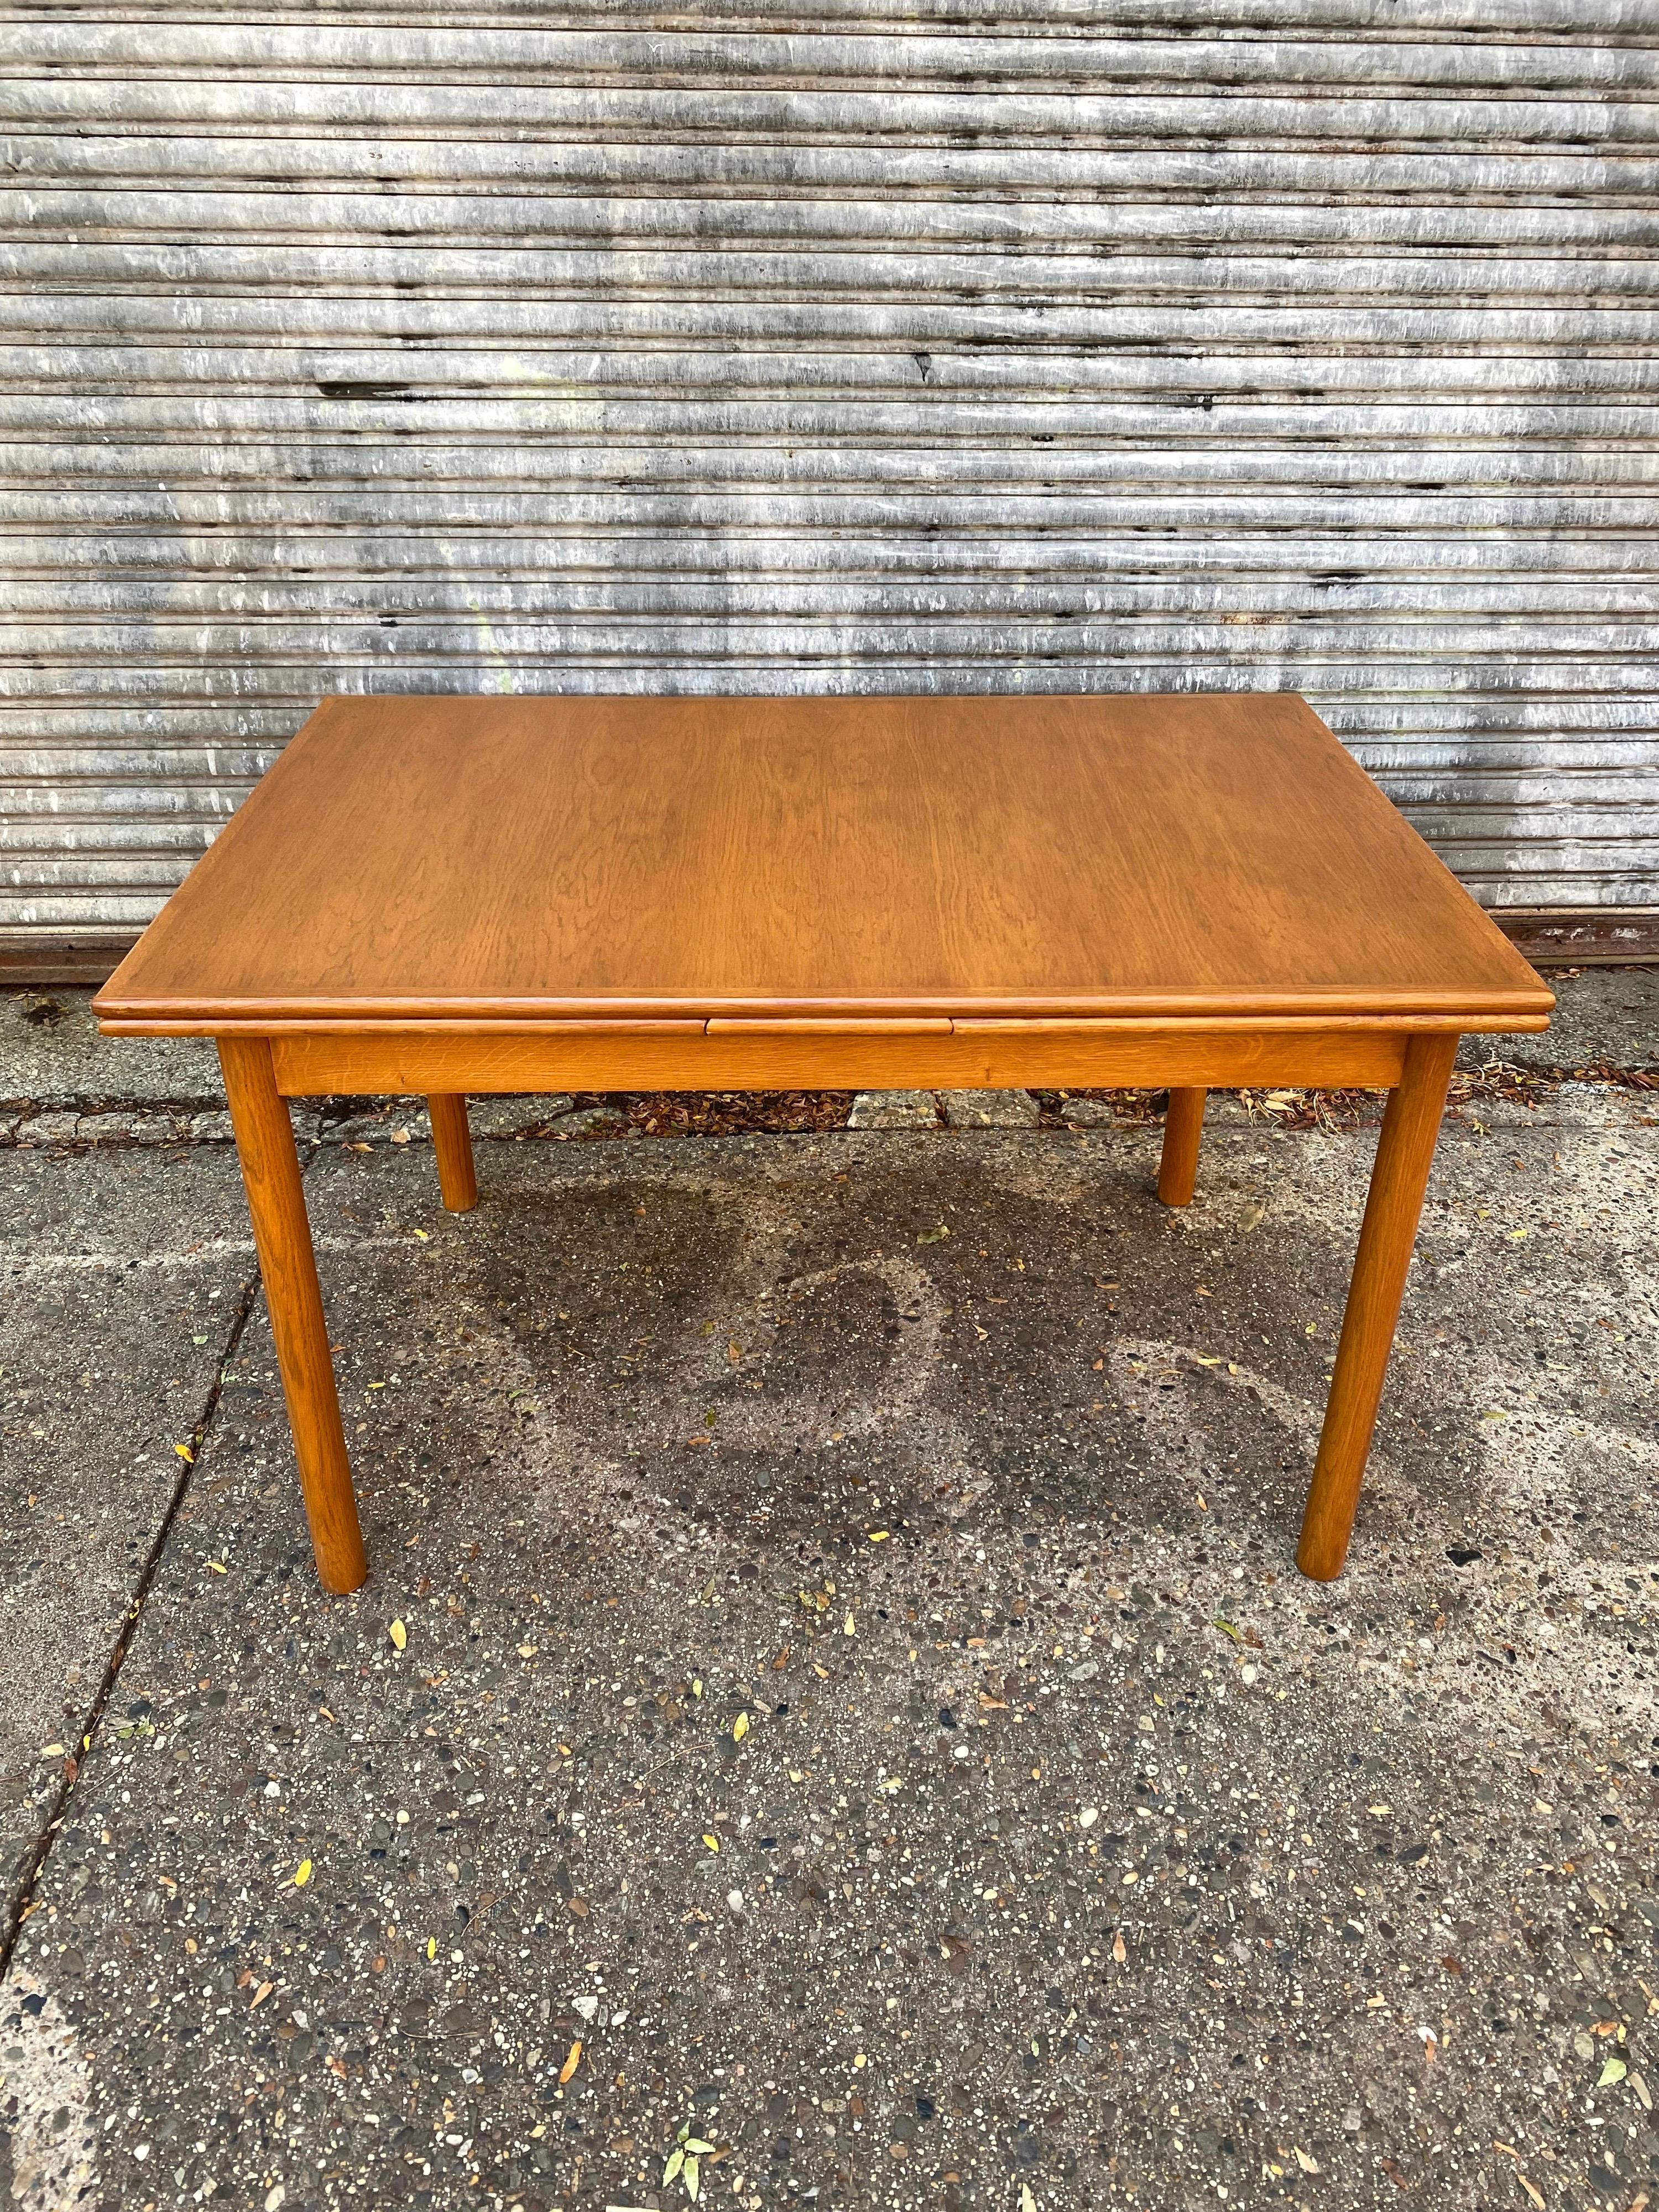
[3,2,1656,933]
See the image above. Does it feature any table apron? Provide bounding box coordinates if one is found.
[270,1025,1410,1097]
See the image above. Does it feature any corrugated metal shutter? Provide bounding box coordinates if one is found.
[3,2,1656,937]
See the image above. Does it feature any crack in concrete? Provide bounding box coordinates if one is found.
[0,1271,262,1984]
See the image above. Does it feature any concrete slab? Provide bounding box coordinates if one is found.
[0,1147,257,1905]
[0,992,223,1111]
[4,1121,1655,2212]
[1467,966,1659,1078]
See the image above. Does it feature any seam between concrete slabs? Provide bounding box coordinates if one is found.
[0,1220,279,1971]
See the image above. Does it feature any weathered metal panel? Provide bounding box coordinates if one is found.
[2,2,1656,928]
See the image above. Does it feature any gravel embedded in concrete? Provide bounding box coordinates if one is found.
[940,1092,1041,1130]
[848,1093,942,1130]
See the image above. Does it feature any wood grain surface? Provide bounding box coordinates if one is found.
[218,1036,366,1593]
[268,1024,1411,1099]
[95,692,1552,1032]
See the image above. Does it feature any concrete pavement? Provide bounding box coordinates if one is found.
[0,975,1654,2212]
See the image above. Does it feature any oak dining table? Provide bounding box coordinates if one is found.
[94,691,1552,1595]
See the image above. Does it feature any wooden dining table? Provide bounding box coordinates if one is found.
[95,691,1552,1594]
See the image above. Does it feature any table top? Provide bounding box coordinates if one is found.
[96,691,1552,1034]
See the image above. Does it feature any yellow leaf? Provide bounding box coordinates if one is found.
[843,1611,855,1636]
[1599,2056,1627,2087]
[389,1619,408,1651]
[426,1937,436,1960]
[559,2039,581,2084]
[703,1833,719,1852]
[867,1529,889,1542]
[732,1713,749,1743]
[207,1559,227,1574]
[292,1859,313,1887]
[174,1442,194,1463]
[412,1228,430,1240]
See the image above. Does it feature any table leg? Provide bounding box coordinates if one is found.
[427,1094,478,1212]
[219,1036,367,1595]
[1157,1087,1207,1206]
[1296,1032,1458,1580]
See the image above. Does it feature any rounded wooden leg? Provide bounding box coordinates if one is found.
[219,1036,367,1594]
[427,1093,478,1212]
[1296,1034,1458,1582]
[1157,1087,1206,1207]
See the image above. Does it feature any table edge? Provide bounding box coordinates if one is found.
[95,999,1553,1039]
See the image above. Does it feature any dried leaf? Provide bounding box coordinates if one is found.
[559,2039,581,2084]
[1293,2147,1320,2174]
[388,1619,408,1651]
